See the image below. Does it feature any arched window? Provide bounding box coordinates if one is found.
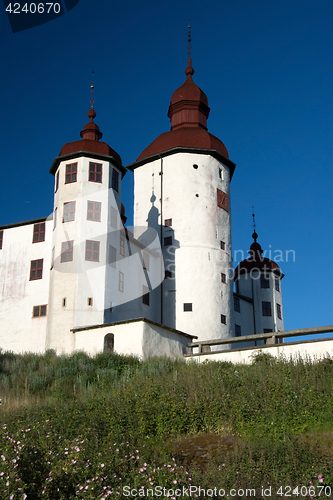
[104,333,114,352]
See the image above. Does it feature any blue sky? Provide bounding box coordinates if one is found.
[0,0,332,335]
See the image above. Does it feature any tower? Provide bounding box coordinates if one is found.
[127,56,236,343]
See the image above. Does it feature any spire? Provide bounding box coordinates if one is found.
[252,207,258,242]
[249,209,263,259]
[80,74,102,141]
[185,21,194,77]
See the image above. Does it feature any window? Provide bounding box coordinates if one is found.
[184,303,192,312]
[30,259,43,280]
[262,301,272,316]
[165,270,172,279]
[87,201,101,222]
[32,222,45,243]
[217,188,228,212]
[33,305,47,317]
[120,236,125,256]
[142,285,150,306]
[85,240,100,262]
[221,273,226,283]
[88,297,93,306]
[51,246,55,269]
[63,201,76,222]
[61,241,73,262]
[109,245,116,268]
[104,333,114,352]
[235,324,241,337]
[111,168,119,191]
[110,207,117,229]
[55,171,59,192]
[142,251,149,271]
[65,163,77,183]
[234,297,240,313]
[264,329,273,333]
[0,230,3,249]
[221,314,227,324]
[62,298,66,307]
[219,169,223,180]
[119,272,124,292]
[89,162,102,183]
[261,274,270,288]
[164,236,172,246]
[165,218,172,227]
[54,208,57,230]
[277,303,282,320]
[275,277,280,292]
[220,241,225,250]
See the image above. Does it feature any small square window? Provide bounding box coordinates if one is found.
[110,206,118,229]
[164,236,172,247]
[85,240,100,262]
[165,270,172,279]
[277,303,282,320]
[275,277,280,292]
[119,271,124,292]
[89,162,102,183]
[88,297,93,306]
[234,297,240,313]
[61,241,73,263]
[220,241,225,250]
[109,245,117,268]
[87,201,101,222]
[112,168,119,191]
[221,273,226,283]
[262,301,272,316]
[32,223,45,243]
[32,305,47,317]
[30,259,43,280]
[235,324,241,337]
[55,171,59,192]
[184,303,192,312]
[63,201,76,222]
[0,230,3,250]
[120,236,125,256]
[65,163,77,184]
[221,314,227,324]
[165,218,172,227]
[142,285,150,305]
[142,251,149,271]
[261,274,270,288]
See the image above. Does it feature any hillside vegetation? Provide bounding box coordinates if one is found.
[0,349,332,499]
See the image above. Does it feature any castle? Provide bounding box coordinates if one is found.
[0,55,284,358]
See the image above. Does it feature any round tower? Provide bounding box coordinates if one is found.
[127,57,236,344]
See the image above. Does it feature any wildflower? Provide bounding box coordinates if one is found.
[101,464,105,468]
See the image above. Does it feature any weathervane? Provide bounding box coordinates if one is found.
[188,19,191,58]
[252,207,258,242]
[90,71,95,109]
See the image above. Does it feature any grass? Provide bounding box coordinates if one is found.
[0,349,332,498]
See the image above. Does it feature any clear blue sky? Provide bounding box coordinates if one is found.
[1,0,332,334]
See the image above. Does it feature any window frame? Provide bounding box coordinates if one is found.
[32,305,47,317]
[65,162,77,184]
[55,171,59,192]
[111,168,119,192]
[260,274,270,289]
[275,277,280,292]
[32,222,45,243]
[87,201,101,222]
[89,162,103,183]
[235,324,241,337]
[165,218,172,227]
[120,235,125,256]
[119,271,124,292]
[277,303,282,320]
[220,241,225,250]
[234,297,240,313]
[61,241,74,263]
[221,273,226,283]
[85,240,100,262]
[110,206,117,229]
[109,245,116,268]
[63,201,76,223]
[183,303,192,312]
[262,301,272,316]
[164,236,172,247]
[221,314,227,325]
[30,259,43,281]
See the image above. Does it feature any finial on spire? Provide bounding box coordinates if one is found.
[188,19,191,58]
[90,71,95,109]
[185,19,195,77]
[252,207,258,242]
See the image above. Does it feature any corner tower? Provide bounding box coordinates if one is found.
[128,56,236,343]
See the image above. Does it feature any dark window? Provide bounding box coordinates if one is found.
[0,230,3,249]
[262,301,272,316]
[33,223,45,243]
[33,305,47,317]
[62,298,66,307]
[220,241,225,250]
[219,169,223,179]
[120,236,125,256]
[65,163,77,184]
[110,207,117,228]
[264,329,273,333]
[164,236,172,246]
[261,274,270,288]
[234,297,240,313]
[30,259,43,280]
[119,272,124,292]
[221,314,227,324]
[277,303,282,320]
[61,241,73,262]
[112,168,119,191]
[63,201,76,222]
[109,245,116,268]
[87,201,101,222]
[85,240,100,262]
[221,273,226,283]
[165,270,172,279]
[142,251,149,271]
[235,324,241,337]
[104,333,114,352]
[89,162,102,183]
[275,277,280,292]
[55,171,59,192]
[142,285,150,306]
[165,218,172,227]
[184,303,192,312]
[88,297,93,306]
